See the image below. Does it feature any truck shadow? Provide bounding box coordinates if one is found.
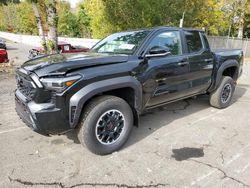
[124,86,247,149]
[64,86,246,148]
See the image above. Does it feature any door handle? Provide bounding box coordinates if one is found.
[178,61,189,66]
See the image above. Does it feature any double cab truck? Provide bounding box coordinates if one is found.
[15,27,243,155]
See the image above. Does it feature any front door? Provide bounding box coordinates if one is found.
[140,30,190,108]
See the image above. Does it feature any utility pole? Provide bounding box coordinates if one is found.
[237,0,247,39]
[228,24,232,38]
[238,12,244,38]
[179,11,185,28]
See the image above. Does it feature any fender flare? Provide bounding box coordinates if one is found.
[214,60,239,89]
[69,76,142,128]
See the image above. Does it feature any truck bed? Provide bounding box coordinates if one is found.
[212,49,243,64]
[212,49,243,57]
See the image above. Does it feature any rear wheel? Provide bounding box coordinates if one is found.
[210,76,235,109]
[77,95,134,155]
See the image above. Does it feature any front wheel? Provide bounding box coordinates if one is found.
[210,76,235,109]
[77,95,134,155]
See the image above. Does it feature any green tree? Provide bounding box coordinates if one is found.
[0,0,20,5]
[76,3,91,38]
[244,12,250,38]
[0,6,6,30]
[1,0,249,40]
[57,1,91,38]
[16,2,37,34]
[183,0,229,35]
[2,3,19,32]
[222,0,250,38]
[84,0,108,38]
[84,0,230,38]
[58,2,79,37]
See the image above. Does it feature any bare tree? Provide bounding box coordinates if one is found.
[27,0,58,54]
[237,0,248,38]
[45,0,58,53]
[29,0,47,52]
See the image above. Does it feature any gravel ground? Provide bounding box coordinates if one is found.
[0,40,250,188]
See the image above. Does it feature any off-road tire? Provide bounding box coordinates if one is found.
[210,76,235,109]
[77,95,133,155]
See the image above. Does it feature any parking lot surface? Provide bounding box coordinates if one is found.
[0,40,250,188]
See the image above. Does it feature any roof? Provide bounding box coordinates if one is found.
[116,26,204,33]
[152,26,204,33]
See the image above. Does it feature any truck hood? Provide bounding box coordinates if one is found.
[21,52,129,77]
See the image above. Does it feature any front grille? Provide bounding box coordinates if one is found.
[16,74,37,101]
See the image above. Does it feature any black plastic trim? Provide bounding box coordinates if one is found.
[69,76,142,128]
[213,60,239,90]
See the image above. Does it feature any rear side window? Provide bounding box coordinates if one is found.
[184,31,203,53]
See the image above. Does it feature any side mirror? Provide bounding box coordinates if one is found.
[145,46,171,58]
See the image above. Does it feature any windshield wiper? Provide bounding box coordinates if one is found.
[97,51,115,54]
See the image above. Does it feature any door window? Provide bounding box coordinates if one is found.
[63,45,70,51]
[148,31,182,56]
[184,31,203,53]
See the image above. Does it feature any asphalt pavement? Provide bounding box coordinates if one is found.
[0,40,250,188]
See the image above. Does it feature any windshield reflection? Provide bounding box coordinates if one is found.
[92,30,151,55]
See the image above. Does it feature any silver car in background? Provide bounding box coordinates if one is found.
[0,38,6,50]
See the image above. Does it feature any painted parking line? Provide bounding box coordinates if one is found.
[0,127,26,135]
[191,142,250,186]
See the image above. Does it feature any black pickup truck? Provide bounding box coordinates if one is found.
[15,27,243,155]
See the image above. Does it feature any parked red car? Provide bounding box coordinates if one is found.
[0,49,8,63]
[28,41,89,59]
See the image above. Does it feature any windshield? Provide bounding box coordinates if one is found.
[91,30,151,55]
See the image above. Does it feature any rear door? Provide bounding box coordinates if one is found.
[183,30,214,94]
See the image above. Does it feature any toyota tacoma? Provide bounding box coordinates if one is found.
[15,27,243,155]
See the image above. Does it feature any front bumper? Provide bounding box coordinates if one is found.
[15,90,71,135]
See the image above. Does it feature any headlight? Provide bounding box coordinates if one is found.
[40,75,81,92]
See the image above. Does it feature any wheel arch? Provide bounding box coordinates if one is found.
[214,59,239,89]
[69,76,142,128]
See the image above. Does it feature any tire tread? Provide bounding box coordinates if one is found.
[77,95,133,155]
[210,76,235,109]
